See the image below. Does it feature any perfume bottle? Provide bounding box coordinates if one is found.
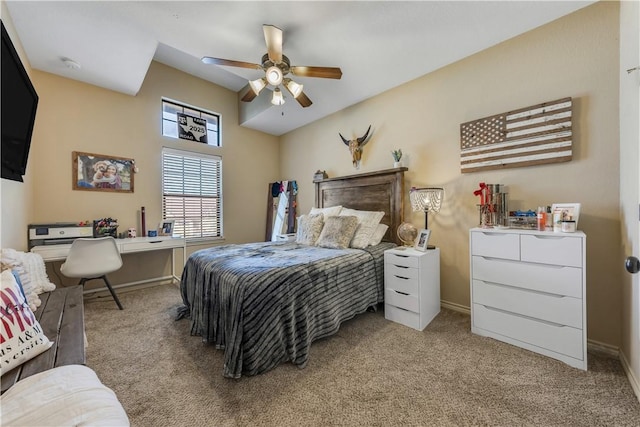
[537,206,547,231]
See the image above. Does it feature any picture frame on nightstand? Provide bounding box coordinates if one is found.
[415,229,431,251]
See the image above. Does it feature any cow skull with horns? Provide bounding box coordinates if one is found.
[339,125,372,169]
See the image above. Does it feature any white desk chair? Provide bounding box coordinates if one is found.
[60,237,124,310]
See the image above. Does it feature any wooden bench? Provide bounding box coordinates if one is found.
[1,285,85,394]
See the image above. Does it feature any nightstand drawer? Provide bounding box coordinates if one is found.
[385,289,419,312]
[384,251,419,268]
[472,256,582,298]
[385,304,420,330]
[384,272,419,295]
[385,263,419,280]
[473,303,583,360]
[472,280,582,328]
[471,231,520,260]
[520,234,583,267]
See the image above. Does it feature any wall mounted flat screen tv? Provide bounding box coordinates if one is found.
[1,20,39,182]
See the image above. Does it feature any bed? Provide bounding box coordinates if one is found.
[178,168,407,378]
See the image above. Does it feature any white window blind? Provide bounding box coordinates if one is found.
[162,148,222,240]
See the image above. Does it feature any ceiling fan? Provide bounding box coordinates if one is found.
[201,25,342,108]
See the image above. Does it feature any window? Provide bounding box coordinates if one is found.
[162,148,222,240]
[162,99,220,147]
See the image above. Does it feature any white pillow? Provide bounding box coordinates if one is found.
[369,224,389,246]
[309,205,343,220]
[1,249,56,310]
[0,269,53,375]
[339,208,385,249]
[295,214,324,245]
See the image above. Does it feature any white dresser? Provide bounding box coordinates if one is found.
[384,247,440,331]
[469,228,587,370]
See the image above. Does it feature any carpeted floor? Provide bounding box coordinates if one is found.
[84,284,640,427]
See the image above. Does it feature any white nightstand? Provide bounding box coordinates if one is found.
[275,233,296,242]
[384,247,440,331]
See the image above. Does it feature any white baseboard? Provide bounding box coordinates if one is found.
[441,300,470,315]
[619,350,640,403]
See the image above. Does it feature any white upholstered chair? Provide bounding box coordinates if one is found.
[60,237,124,310]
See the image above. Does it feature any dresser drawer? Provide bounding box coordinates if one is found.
[473,303,583,360]
[385,271,419,295]
[385,304,420,330]
[384,251,419,268]
[470,231,520,260]
[520,234,583,267]
[472,280,582,328]
[472,256,582,298]
[385,289,419,312]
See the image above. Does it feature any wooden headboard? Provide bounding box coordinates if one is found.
[314,167,407,245]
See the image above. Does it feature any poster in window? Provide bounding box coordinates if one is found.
[177,112,208,144]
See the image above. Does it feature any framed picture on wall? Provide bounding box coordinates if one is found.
[72,151,134,192]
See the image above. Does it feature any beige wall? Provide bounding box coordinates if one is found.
[0,2,35,251]
[5,57,280,286]
[281,2,622,346]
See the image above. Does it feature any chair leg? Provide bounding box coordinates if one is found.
[101,275,124,310]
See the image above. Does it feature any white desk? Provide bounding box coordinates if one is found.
[32,236,186,290]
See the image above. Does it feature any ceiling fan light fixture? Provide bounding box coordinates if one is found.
[271,87,285,106]
[284,78,303,99]
[265,65,283,86]
[249,77,267,96]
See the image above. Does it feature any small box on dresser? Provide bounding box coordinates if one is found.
[384,247,440,331]
[469,227,587,370]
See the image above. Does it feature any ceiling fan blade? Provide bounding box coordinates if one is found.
[263,25,283,63]
[291,66,342,79]
[296,91,313,108]
[201,57,262,70]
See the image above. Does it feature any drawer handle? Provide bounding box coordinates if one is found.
[480,232,507,237]
[393,275,410,280]
[480,281,568,298]
[532,235,566,240]
[393,290,410,296]
[483,305,567,328]
[478,256,567,269]
[394,265,409,269]
[393,254,410,258]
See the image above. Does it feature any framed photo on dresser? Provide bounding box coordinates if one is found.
[415,229,431,252]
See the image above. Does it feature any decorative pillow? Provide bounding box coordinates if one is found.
[295,214,324,245]
[339,208,385,249]
[309,205,343,220]
[0,269,53,375]
[316,216,359,249]
[1,249,55,311]
[369,224,389,246]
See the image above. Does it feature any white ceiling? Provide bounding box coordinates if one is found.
[6,1,595,136]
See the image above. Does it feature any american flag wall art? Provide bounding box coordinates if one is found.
[460,97,573,173]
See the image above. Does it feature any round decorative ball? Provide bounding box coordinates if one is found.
[397,222,418,246]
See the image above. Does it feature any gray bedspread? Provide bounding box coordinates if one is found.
[178,241,395,378]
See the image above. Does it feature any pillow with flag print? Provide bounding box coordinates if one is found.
[1,269,53,375]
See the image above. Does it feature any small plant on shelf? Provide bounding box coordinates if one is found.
[391,149,403,162]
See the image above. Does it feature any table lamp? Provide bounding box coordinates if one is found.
[409,187,444,249]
